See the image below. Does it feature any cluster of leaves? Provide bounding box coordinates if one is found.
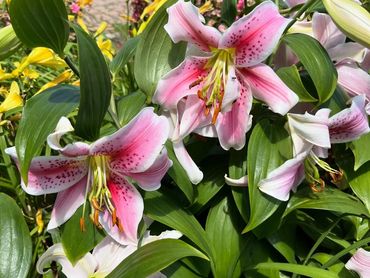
[0,0,370,277]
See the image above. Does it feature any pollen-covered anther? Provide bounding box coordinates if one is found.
[91,197,103,212]
[309,179,326,193]
[189,77,204,89]
[329,169,344,184]
[79,217,86,232]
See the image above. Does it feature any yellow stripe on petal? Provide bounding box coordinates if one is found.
[0,82,23,113]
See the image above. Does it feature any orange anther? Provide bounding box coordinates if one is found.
[91,198,103,211]
[112,209,117,226]
[189,78,203,89]
[212,105,221,125]
[80,217,86,232]
[204,106,210,116]
[309,179,325,193]
[117,218,124,233]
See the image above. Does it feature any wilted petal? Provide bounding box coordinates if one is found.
[329,42,368,64]
[288,109,331,155]
[5,147,88,195]
[92,237,137,277]
[224,174,248,187]
[36,243,96,278]
[220,1,291,67]
[173,141,203,184]
[164,0,221,51]
[128,149,173,191]
[47,177,87,230]
[329,95,370,143]
[345,248,370,278]
[337,63,370,99]
[91,108,169,173]
[153,57,209,110]
[312,13,346,49]
[215,85,253,150]
[239,64,299,115]
[258,151,307,201]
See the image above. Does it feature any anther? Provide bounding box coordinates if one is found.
[329,169,344,184]
[112,208,117,226]
[212,104,221,125]
[92,198,103,211]
[310,179,325,193]
[117,218,124,233]
[204,106,210,116]
[79,217,86,232]
[94,210,100,226]
[189,77,203,89]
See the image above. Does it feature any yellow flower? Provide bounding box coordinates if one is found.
[94,22,108,37]
[36,70,73,94]
[0,82,23,114]
[0,66,15,81]
[97,35,114,61]
[78,0,93,8]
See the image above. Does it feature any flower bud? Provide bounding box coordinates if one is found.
[0,25,22,61]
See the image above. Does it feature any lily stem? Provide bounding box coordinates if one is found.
[284,0,319,32]
[64,56,80,78]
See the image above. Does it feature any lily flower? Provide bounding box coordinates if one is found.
[0,81,23,114]
[258,95,369,201]
[5,108,172,244]
[37,230,182,278]
[153,0,298,184]
[345,248,370,278]
[36,70,74,94]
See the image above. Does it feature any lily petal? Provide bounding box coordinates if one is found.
[239,64,299,115]
[258,151,307,201]
[224,174,248,187]
[153,56,208,110]
[173,141,203,184]
[345,248,370,278]
[142,230,183,245]
[91,108,169,173]
[5,147,88,195]
[215,85,253,150]
[312,13,346,49]
[329,95,370,143]
[284,0,305,7]
[164,0,221,51]
[36,243,96,278]
[220,1,291,67]
[337,63,370,99]
[329,42,368,64]
[222,66,240,112]
[47,177,87,230]
[128,149,173,191]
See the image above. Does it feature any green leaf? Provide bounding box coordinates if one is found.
[108,239,208,278]
[61,206,104,265]
[9,0,69,55]
[162,261,204,278]
[134,0,187,98]
[221,0,237,26]
[15,85,80,182]
[284,187,370,218]
[276,65,317,102]
[71,24,112,141]
[0,193,32,278]
[255,262,338,278]
[205,196,246,278]
[116,91,147,126]
[110,36,140,75]
[244,119,291,232]
[144,190,213,258]
[350,133,370,170]
[282,33,337,104]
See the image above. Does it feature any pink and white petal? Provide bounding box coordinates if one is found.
[312,145,329,159]
[141,230,183,246]
[194,125,218,138]
[239,64,299,115]
[91,108,170,173]
[47,177,87,230]
[329,95,370,143]
[222,66,240,112]
[92,236,137,277]
[224,174,248,187]
[361,49,370,72]
[153,56,209,110]
[164,0,221,51]
[345,248,370,278]
[128,149,173,191]
[258,152,308,201]
[220,1,291,67]
[36,243,97,278]
[5,147,88,195]
[173,141,203,184]
[284,0,305,7]
[215,85,253,150]
[273,42,299,68]
[107,174,144,244]
[312,13,346,49]
[337,63,370,99]
[177,95,212,140]
[329,43,368,64]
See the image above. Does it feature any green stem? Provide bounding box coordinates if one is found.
[0,127,18,186]
[284,0,319,32]
[64,56,80,78]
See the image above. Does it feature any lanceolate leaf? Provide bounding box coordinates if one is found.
[282,33,337,104]
[134,0,187,98]
[15,85,80,182]
[108,239,208,278]
[350,133,370,171]
[9,0,69,55]
[116,91,147,126]
[110,36,140,75]
[0,193,32,278]
[72,24,112,141]
[244,119,292,232]
[221,0,238,26]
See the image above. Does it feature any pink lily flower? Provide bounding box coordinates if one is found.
[259,95,369,201]
[345,248,370,278]
[153,0,298,184]
[37,230,181,278]
[5,108,172,244]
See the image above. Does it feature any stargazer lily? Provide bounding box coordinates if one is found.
[5,108,172,244]
[345,248,370,278]
[258,95,370,201]
[153,0,298,184]
[37,230,181,278]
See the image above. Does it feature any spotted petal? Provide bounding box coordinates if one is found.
[220,1,291,67]
[329,95,370,143]
[345,248,370,278]
[164,0,221,51]
[5,147,88,195]
[238,64,299,115]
